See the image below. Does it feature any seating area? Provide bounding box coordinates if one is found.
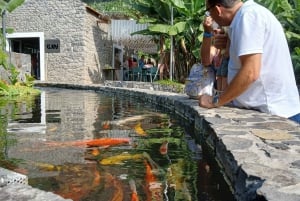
[125,66,158,82]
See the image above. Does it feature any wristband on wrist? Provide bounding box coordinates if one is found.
[212,94,220,107]
[203,32,213,38]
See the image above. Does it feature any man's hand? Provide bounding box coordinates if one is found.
[203,16,214,32]
[199,94,215,109]
[213,29,228,50]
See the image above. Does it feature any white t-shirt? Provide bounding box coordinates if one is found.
[228,0,300,118]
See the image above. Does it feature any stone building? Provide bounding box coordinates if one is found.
[5,0,157,84]
[5,0,112,84]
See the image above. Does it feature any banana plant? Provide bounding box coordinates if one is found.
[0,0,25,49]
[125,0,206,81]
[0,0,24,86]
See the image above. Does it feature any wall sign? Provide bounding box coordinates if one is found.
[45,39,60,53]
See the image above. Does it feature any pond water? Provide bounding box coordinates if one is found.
[0,87,235,201]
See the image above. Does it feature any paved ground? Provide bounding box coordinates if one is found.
[0,81,299,201]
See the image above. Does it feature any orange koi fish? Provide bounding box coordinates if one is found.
[145,160,156,183]
[134,122,147,136]
[91,167,101,188]
[91,148,100,156]
[144,159,163,201]
[84,148,101,161]
[129,179,139,201]
[44,138,130,148]
[102,121,110,129]
[86,138,130,147]
[159,141,168,155]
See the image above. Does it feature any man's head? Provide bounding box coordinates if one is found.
[205,0,242,26]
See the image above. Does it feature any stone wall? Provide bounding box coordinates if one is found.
[83,8,113,83]
[0,52,31,83]
[6,0,111,84]
[10,52,31,82]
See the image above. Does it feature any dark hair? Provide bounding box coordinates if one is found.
[207,0,240,8]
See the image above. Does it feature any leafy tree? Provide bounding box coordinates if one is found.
[1,0,25,48]
[121,0,206,82]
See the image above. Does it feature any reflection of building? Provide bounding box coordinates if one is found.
[4,0,157,84]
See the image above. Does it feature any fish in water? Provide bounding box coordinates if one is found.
[91,148,100,156]
[142,152,162,174]
[33,161,63,171]
[144,159,163,201]
[92,168,101,188]
[86,138,130,147]
[159,140,168,155]
[102,121,110,129]
[44,138,130,148]
[144,160,156,184]
[99,152,144,165]
[129,179,139,201]
[111,114,166,126]
[134,122,147,136]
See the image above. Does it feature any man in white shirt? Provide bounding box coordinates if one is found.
[199,0,300,124]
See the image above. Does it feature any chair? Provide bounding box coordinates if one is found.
[123,67,129,81]
[128,68,133,81]
[141,68,149,82]
[130,67,142,81]
[146,67,158,82]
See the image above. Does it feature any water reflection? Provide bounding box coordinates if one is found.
[0,88,235,201]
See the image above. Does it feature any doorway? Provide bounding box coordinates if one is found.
[6,32,45,81]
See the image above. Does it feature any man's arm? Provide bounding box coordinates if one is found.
[199,53,261,108]
[200,15,214,66]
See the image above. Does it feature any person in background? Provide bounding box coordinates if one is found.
[216,39,229,92]
[199,0,300,124]
[200,13,224,92]
[127,56,133,69]
[132,57,138,68]
[123,57,130,81]
[201,16,222,68]
[158,52,170,80]
[138,55,145,68]
[114,51,121,80]
[144,58,154,68]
